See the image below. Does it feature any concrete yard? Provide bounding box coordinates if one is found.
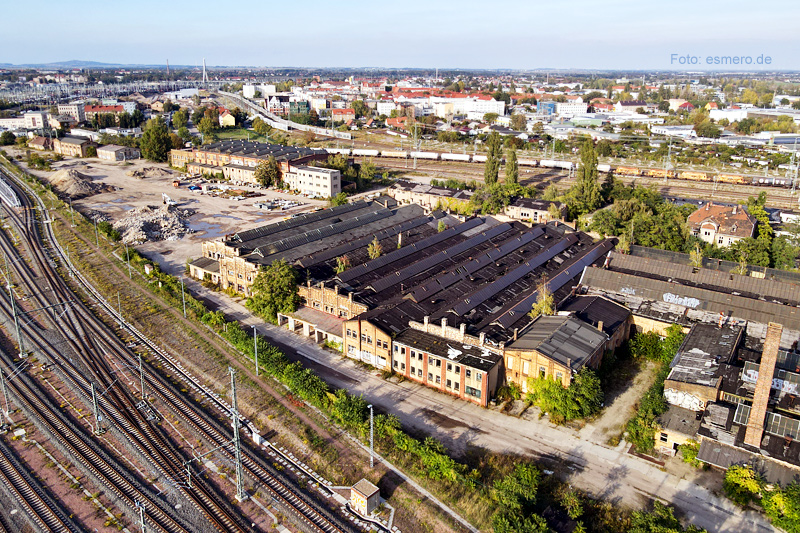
[17,153,326,275]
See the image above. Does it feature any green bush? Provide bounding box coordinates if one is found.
[525,369,603,424]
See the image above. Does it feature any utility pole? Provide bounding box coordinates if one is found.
[180,277,186,318]
[91,382,102,435]
[367,404,374,468]
[117,291,123,331]
[0,369,8,416]
[229,367,247,501]
[251,325,259,376]
[138,354,146,401]
[664,136,673,185]
[136,501,146,533]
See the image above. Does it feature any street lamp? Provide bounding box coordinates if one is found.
[367,404,374,468]
[251,325,259,376]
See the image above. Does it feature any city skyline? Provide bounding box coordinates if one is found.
[3,0,798,70]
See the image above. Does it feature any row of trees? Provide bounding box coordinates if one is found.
[724,465,800,532]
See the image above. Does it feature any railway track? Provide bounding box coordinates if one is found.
[0,170,247,533]
[0,165,359,531]
[0,435,82,533]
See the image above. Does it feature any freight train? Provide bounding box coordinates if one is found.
[331,148,791,187]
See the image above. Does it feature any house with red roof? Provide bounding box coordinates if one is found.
[687,202,756,247]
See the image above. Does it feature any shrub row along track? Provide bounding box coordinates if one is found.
[0,165,357,533]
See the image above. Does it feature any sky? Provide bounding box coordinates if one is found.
[2,0,798,71]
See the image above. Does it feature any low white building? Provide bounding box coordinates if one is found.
[651,125,696,138]
[709,108,749,123]
[97,144,140,161]
[284,166,341,198]
[556,101,588,116]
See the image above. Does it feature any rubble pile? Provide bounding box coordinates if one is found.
[126,167,173,179]
[113,204,192,244]
[47,169,111,199]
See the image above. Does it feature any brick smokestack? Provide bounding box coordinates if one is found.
[744,322,783,448]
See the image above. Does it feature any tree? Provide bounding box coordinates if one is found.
[254,156,280,188]
[724,465,763,508]
[438,220,447,233]
[511,113,527,132]
[630,502,705,533]
[351,100,370,119]
[198,115,218,136]
[505,148,519,185]
[548,202,562,221]
[0,131,15,146]
[529,277,554,318]
[484,132,502,185]
[177,126,191,142]
[128,109,144,128]
[169,133,184,150]
[566,141,602,218]
[162,99,177,113]
[358,158,376,190]
[334,255,350,274]
[368,236,383,260]
[483,112,499,124]
[140,117,172,162]
[328,192,348,207]
[493,462,541,511]
[85,145,97,158]
[246,259,300,323]
[695,119,721,138]
[526,369,604,423]
[172,108,189,130]
[689,243,703,268]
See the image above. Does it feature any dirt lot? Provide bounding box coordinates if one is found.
[13,151,325,275]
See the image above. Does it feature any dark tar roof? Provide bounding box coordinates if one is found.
[196,139,325,162]
[509,197,564,211]
[190,257,220,273]
[559,295,630,337]
[657,405,702,437]
[697,439,800,486]
[393,328,502,372]
[507,315,607,371]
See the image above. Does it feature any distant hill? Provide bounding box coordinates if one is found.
[0,60,191,69]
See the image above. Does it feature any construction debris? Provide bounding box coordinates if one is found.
[126,167,174,179]
[113,205,193,244]
[46,168,112,199]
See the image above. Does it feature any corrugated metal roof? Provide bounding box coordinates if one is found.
[251,210,392,259]
[338,217,484,283]
[296,214,438,268]
[491,240,614,329]
[450,233,579,316]
[406,226,544,302]
[367,223,515,294]
[232,201,366,243]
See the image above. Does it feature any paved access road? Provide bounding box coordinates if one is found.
[192,282,776,533]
